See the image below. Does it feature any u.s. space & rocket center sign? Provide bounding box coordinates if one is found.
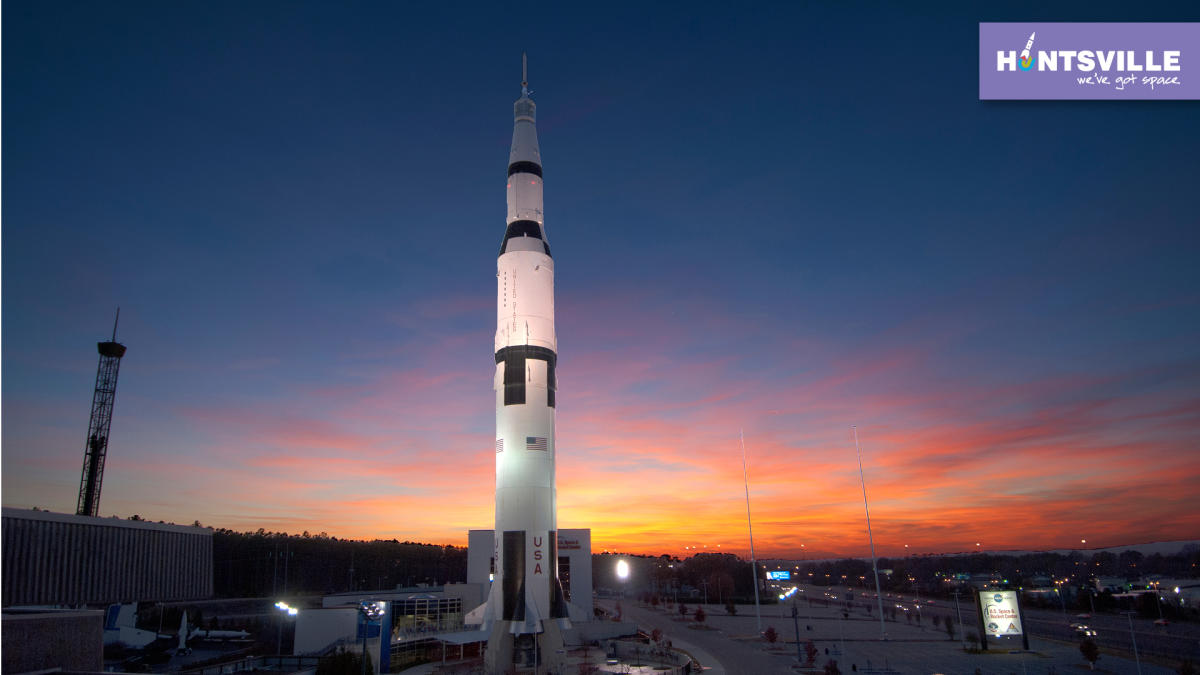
[980,590,1024,637]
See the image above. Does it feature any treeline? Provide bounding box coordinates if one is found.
[595,552,759,604]
[212,529,467,598]
[592,546,1199,613]
[794,545,1200,593]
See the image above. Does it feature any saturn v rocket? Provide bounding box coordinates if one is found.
[484,56,569,672]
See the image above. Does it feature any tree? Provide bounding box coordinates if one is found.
[1080,638,1100,670]
[694,607,706,624]
[763,626,778,643]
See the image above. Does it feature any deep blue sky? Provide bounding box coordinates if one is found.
[3,1,1198,554]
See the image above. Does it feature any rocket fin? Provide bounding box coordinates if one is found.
[465,601,489,627]
[514,587,542,635]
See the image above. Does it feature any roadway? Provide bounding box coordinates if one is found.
[836,586,1200,665]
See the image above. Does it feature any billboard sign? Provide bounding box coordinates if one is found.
[981,590,1023,636]
[766,571,791,581]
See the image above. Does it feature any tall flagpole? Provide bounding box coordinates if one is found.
[741,429,762,633]
[854,425,887,640]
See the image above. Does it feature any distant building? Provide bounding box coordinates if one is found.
[289,528,615,674]
[294,585,483,673]
[2,508,210,675]
[1093,577,1129,593]
[466,528,593,624]
[2,507,212,606]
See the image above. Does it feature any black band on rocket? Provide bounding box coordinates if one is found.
[499,220,553,257]
[502,530,526,621]
[508,160,543,178]
[496,345,557,407]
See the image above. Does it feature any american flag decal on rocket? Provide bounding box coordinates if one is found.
[526,437,547,451]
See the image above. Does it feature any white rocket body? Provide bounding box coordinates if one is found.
[485,63,568,673]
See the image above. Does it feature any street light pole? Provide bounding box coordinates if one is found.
[1122,611,1142,675]
[952,590,967,651]
[854,426,887,641]
[360,625,369,675]
[791,600,803,664]
[741,430,762,633]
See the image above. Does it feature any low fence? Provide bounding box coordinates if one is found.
[179,654,325,675]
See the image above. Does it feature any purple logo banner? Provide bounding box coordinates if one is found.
[979,22,1199,100]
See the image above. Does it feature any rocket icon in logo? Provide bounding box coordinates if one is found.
[1019,32,1036,70]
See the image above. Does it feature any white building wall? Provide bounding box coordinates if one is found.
[467,530,495,586]
[557,529,593,622]
[467,528,592,622]
[292,607,358,655]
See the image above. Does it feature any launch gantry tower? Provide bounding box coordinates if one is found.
[76,310,127,517]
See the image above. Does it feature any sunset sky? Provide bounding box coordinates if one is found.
[3,1,1198,559]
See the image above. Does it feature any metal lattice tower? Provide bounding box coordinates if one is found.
[76,310,127,517]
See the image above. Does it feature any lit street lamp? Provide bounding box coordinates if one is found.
[616,559,630,599]
[780,587,804,664]
[358,601,386,675]
[275,601,298,654]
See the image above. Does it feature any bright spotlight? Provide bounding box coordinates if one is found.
[616,559,630,580]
